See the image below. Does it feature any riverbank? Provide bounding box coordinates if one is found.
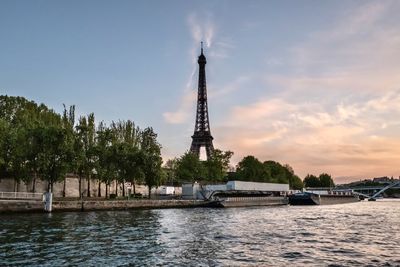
[0,199,210,214]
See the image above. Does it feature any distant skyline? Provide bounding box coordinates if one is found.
[1,0,400,182]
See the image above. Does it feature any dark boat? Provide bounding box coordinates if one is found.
[208,190,288,208]
[289,191,359,205]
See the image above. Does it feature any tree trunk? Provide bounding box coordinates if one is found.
[79,176,82,199]
[87,174,91,197]
[13,179,17,192]
[133,180,136,195]
[98,180,101,197]
[122,180,125,197]
[148,186,151,199]
[63,178,66,197]
[105,183,108,198]
[115,180,118,196]
[50,181,54,193]
[32,173,37,193]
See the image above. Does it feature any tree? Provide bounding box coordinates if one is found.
[289,175,304,190]
[112,120,143,196]
[203,149,233,182]
[96,123,118,198]
[175,152,205,182]
[0,95,64,192]
[35,125,71,192]
[319,173,335,187]
[236,155,269,182]
[303,174,320,188]
[140,127,163,198]
[264,161,287,183]
[164,158,178,185]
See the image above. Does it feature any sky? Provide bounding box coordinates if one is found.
[1,0,400,183]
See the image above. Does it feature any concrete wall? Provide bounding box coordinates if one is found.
[0,177,182,198]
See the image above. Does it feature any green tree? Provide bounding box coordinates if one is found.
[319,173,335,187]
[112,120,143,196]
[35,125,71,192]
[303,174,320,188]
[164,158,178,185]
[203,149,233,182]
[236,155,269,182]
[96,123,118,198]
[290,175,304,190]
[140,127,163,198]
[264,161,287,183]
[175,152,205,182]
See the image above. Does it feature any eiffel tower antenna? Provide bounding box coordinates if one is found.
[190,42,214,160]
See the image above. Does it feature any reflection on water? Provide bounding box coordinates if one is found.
[1,201,400,266]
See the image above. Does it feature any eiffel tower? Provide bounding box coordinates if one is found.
[190,42,215,160]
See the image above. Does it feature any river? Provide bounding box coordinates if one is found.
[1,200,399,266]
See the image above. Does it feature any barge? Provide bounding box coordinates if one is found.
[289,189,359,205]
[208,190,288,207]
[182,181,289,208]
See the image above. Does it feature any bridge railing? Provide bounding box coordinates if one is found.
[0,192,43,201]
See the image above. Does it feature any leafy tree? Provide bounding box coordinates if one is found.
[203,149,233,182]
[264,161,287,183]
[61,105,76,197]
[319,173,335,187]
[303,174,320,188]
[0,119,7,169]
[140,127,163,198]
[0,95,65,191]
[289,175,304,190]
[96,122,118,198]
[175,152,205,182]
[164,158,178,185]
[111,120,143,196]
[236,156,269,182]
[35,125,71,192]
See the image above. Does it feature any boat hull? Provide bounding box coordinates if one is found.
[211,196,288,208]
[289,193,359,205]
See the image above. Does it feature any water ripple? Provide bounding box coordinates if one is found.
[1,201,400,266]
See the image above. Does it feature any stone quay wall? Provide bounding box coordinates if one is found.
[0,177,182,198]
[0,199,207,213]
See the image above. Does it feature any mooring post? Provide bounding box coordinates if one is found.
[43,191,53,212]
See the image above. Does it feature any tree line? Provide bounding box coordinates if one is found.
[234,155,304,190]
[1,95,334,196]
[165,154,305,190]
[0,95,163,198]
[303,173,335,188]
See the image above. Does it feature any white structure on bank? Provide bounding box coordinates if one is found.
[182,181,290,200]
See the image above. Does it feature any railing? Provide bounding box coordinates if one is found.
[371,181,400,199]
[224,196,277,202]
[0,192,43,200]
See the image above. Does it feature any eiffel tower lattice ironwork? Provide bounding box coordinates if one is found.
[190,42,214,160]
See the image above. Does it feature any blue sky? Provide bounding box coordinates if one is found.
[1,0,400,182]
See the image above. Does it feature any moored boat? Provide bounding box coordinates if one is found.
[182,181,290,208]
[289,189,359,205]
[208,190,288,208]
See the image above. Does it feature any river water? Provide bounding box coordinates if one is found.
[1,200,399,266]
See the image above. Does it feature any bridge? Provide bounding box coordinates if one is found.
[338,181,400,200]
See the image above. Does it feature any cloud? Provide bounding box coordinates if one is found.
[162,90,196,124]
[163,13,235,125]
[213,1,400,182]
[163,2,400,182]
[209,75,250,98]
[218,87,400,180]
